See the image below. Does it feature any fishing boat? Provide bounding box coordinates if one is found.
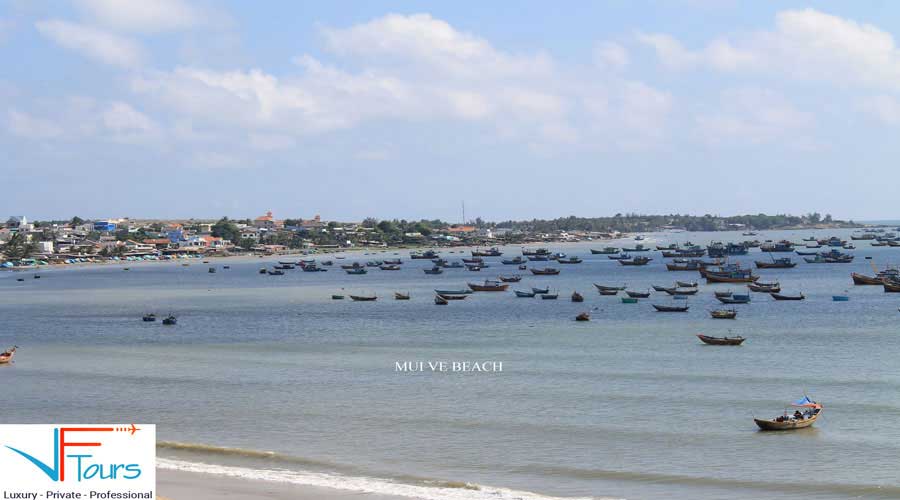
[345,268,368,275]
[443,262,464,269]
[531,286,550,294]
[465,264,483,271]
[434,295,449,305]
[522,247,551,256]
[607,253,632,260]
[704,270,758,283]
[747,282,781,293]
[302,264,327,272]
[162,315,177,325]
[380,264,402,271]
[714,290,733,298]
[383,259,402,265]
[754,396,822,431]
[852,272,883,285]
[696,334,744,345]
[771,292,805,301]
[531,267,560,275]
[0,346,17,364]
[709,308,737,319]
[619,256,652,266]
[652,285,672,292]
[518,265,528,270]
[599,289,619,296]
[462,257,484,264]
[468,280,509,292]
[718,294,750,304]
[795,250,819,256]
[527,255,550,261]
[350,294,377,301]
[760,240,795,253]
[883,279,900,293]
[423,266,444,275]
[664,287,698,296]
[410,250,440,259]
[341,263,364,270]
[208,267,216,273]
[437,293,467,300]
[331,294,344,300]
[621,297,638,304]
[267,269,285,276]
[259,268,267,274]
[515,290,536,298]
[498,275,522,282]
[274,264,295,270]
[394,292,410,300]
[571,291,584,302]
[755,257,796,269]
[472,247,503,257]
[595,283,627,291]
[621,244,650,252]
[666,262,701,271]
[626,290,651,298]
[557,257,583,264]
[676,281,698,288]
[501,257,526,265]
[832,294,849,301]
[575,312,590,321]
[142,313,156,322]
[366,261,383,267]
[541,293,559,300]
[435,289,473,295]
[590,247,619,254]
[653,304,690,312]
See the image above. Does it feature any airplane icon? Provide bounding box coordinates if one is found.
[128,424,140,435]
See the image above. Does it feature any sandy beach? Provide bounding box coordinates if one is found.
[159,469,408,500]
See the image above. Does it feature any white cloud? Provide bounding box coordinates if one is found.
[695,87,814,146]
[639,9,900,90]
[130,14,669,151]
[36,19,142,68]
[857,95,900,124]
[594,42,629,70]
[73,0,220,33]
[102,101,161,143]
[249,133,296,151]
[6,110,64,139]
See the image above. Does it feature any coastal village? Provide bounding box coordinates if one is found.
[1,211,858,269]
[0,211,619,268]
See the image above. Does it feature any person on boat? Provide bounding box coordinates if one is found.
[793,410,804,420]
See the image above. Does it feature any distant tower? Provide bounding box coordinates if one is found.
[462,201,466,225]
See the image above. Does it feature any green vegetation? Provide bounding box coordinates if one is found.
[495,213,851,233]
[1,232,38,260]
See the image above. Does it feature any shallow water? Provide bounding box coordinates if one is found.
[2,229,900,499]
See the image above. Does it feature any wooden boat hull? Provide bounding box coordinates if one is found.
[653,305,689,312]
[575,313,590,321]
[350,295,377,301]
[709,310,737,319]
[594,284,626,291]
[717,297,750,304]
[626,291,650,298]
[437,294,467,300]
[771,293,805,300]
[754,413,820,431]
[852,273,882,285]
[468,283,510,291]
[705,274,758,283]
[883,280,900,292]
[530,269,560,275]
[697,334,744,345]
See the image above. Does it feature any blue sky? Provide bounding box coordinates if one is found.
[3,1,900,222]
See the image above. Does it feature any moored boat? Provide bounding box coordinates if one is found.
[0,346,17,364]
[531,267,560,275]
[575,312,590,321]
[468,280,509,292]
[142,313,156,322]
[754,396,822,431]
[162,315,177,325]
[619,256,652,266]
[653,304,690,312]
[594,283,627,291]
[350,294,378,301]
[717,294,750,304]
[771,292,805,301]
[423,266,444,275]
[590,247,619,254]
[541,293,559,300]
[626,290,650,298]
[394,292,410,300]
[515,290,536,298]
[434,295,449,305]
[696,334,744,345]
[571,291,584,302]
[498,275,522,282]
[709,308,737,319]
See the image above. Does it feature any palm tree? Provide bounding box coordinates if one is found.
[1,232,38,260]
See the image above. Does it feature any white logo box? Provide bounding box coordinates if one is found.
[0,424,155,499]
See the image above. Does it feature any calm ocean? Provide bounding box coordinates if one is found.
[2,229,900,499]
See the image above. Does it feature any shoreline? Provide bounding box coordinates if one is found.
[158,468,408,500]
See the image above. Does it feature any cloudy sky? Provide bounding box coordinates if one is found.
[2,0,900,222]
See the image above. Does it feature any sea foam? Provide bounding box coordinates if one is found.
[157,457,613,500]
